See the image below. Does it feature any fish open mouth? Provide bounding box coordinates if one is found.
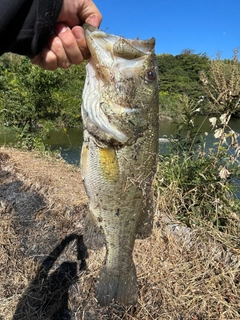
[83,23,156,81]
[82,24,157,145]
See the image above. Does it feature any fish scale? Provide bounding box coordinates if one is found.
[81,24,159,306]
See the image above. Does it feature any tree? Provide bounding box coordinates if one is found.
[157,52,209,100]
[157,52,210,116]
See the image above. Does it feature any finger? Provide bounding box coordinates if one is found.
[78,1,102,28]
[72,26,90,60]
[48,34,71,69]
[85,13,102,28]
[55,23,83,65]
[31,47,58,71]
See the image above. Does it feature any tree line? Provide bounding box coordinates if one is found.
[0,50,240,149]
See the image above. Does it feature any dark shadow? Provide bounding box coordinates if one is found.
[12,234,88,320]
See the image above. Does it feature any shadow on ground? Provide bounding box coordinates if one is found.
[12,234,88,320]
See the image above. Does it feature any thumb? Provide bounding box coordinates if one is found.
[85,13,102,28]
[78,1,102,28]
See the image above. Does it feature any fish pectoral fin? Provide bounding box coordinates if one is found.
[80,143,88,179]
[98,147,119,182]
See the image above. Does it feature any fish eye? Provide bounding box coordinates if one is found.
[145,69,157,82]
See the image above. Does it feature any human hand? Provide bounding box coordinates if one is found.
[31,0,102,70]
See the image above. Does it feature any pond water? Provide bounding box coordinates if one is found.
[1,115,240,166]
[44,128,83,166]
[45,115,240,166]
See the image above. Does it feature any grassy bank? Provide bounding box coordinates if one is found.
[0,145,240,319]
[1,85,240,319]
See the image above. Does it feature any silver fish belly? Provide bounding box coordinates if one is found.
[81,24,159,306]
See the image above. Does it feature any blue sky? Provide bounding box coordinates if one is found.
[94,0,240,59]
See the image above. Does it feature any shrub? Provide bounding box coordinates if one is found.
[0,54,86,150]
[157,98,240,248]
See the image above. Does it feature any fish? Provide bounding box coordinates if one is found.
[80,24,159,306]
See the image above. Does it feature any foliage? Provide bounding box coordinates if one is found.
[1,49,240,151]
[0,54,86,150]
[157,97,240,247]
[56,61,86,128]
[159,91,182,117]
[157,52,209,117]
[160,94,204,148]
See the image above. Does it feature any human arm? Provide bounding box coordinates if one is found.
[0,0,63,57]
[0,0,102,70]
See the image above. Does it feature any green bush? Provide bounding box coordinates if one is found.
[0,54,86,150]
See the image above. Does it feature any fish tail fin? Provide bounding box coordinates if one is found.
[96,264,138,306]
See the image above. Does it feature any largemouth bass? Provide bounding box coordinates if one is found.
[81,24,159,306]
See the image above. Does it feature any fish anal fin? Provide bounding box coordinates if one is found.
[84,209,105,249]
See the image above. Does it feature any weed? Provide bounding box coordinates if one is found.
[157,96,240,248]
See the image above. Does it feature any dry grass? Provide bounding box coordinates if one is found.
[0,147,240,319]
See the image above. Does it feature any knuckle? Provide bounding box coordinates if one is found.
[59,32,76,50]
[63,38,76,50]
[51,37,64,55]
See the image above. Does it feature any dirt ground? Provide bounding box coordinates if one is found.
[0,147,240,320]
